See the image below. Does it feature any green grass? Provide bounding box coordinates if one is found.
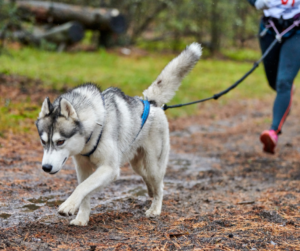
[0,101,40,133]
[1,46,299,132]
[222,48,261,61]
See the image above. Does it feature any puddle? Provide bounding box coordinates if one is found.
[170,115,248,137]
[22,204,41,212]
[29,196,52,204]
[169,159,191,170]
[128,187,148,197]
[0,213,11,219]
[28,196,63,207]
[46,200,64,207]
[168,152,219,174]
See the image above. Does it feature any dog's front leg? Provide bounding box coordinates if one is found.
[58,165,118,221]
[69,156,94,226]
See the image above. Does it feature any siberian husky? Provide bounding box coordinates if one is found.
[35,43,202,226]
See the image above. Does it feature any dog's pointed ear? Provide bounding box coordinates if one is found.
[59,98,78,120]
[39,97,53,118]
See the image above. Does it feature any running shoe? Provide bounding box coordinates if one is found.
[260,130,278,154]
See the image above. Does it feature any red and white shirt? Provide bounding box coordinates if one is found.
[264,0,300,19]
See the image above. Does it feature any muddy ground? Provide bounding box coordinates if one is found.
[0,75,300,250]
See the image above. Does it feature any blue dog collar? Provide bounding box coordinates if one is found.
[140,99,150,128]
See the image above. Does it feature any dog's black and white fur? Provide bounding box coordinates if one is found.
[36,43,202,226]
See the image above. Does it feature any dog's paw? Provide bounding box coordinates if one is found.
[70,218,89,226]
[145,208,161,218]
[58,199,80,217]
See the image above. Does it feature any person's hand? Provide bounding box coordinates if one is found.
[255,0,269,10]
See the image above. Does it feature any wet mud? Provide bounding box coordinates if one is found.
[1,78,300,250]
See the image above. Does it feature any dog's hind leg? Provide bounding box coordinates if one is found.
[69,155,94,226]
[131,147,154,198]
[143,138,170,217]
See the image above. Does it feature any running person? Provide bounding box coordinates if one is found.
[247,0,300,154]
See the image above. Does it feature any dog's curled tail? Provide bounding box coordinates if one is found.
[143,42,202,107]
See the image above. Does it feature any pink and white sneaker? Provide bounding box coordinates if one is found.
[260,130,278,154]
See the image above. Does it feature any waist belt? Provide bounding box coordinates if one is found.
[261,15,300,41]
[263,16,299,32]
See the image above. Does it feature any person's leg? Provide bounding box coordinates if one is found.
[258,24,281,153]
[271,33,300,133]
[261,33,300,153]
[259,24,281,91]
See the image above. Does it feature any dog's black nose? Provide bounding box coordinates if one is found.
[42,164,52,173]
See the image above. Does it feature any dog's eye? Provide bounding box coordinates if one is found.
[41,139,46,145]
[56,140,65,146]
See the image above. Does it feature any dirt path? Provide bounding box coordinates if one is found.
[0,78,300,250]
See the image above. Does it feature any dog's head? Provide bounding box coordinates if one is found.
[35,97,85,174]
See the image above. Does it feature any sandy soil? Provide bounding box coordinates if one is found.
[0,75,300,250]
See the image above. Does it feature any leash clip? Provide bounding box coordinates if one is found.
[275,34,282,43]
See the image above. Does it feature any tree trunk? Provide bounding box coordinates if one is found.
[210,0,221,55]
[130,2,167,44]
[3,21,85,47]
[16,0,127,34]
[37,21,85,44]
